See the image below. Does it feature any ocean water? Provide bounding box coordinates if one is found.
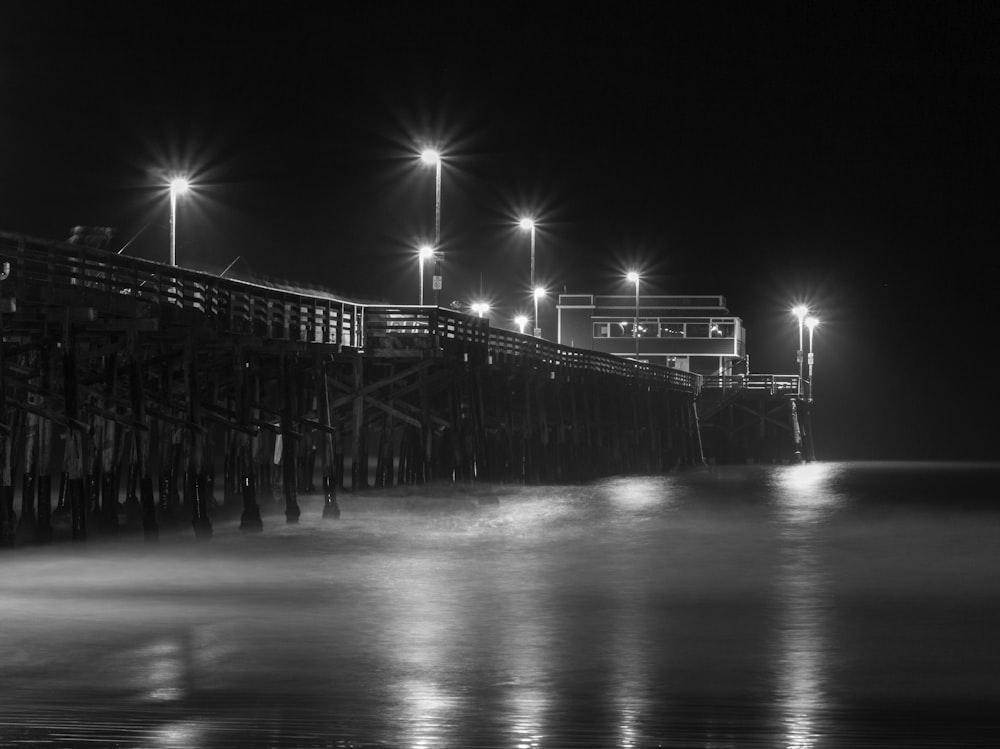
[2,461,999,748]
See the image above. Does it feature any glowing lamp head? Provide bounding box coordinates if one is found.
[420,148,441,166]
[518,217,535,231]
[514,315,528,333]
[626,271,640,285]
[533,286,546,300]
[418,244,435,260]
[805,316,819,331]
[170,177,189,197]
[792,304,809,322]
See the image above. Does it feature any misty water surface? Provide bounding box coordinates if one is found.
[2,461,999,748]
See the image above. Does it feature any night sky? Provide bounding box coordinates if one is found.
[2,2,998,460]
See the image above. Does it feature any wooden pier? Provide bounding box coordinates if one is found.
[0,231,714,545]
[698,374,815,465]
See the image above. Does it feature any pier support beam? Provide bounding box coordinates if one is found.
[281,355,301,523]
[129,355,157,541]
[186,342,212,540]
[236,348,263,533]
[17,404,38,544]
[318,355,340,519]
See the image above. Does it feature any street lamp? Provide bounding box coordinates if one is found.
[627,271,640,358]
[518,217,537,306]
[169,177,189,266]
[514,315,528,335]
[417,244,434,305]
[792,305,809,396]
[532,286,546,338]
[471,301,490,318]
[805,316,819,401]
[420,148,442,305]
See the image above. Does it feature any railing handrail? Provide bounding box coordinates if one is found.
[1,230,701,393]
[0,230,365,347]
[702,374,800,392]
[0,229,364,304]
[365,306,702,392]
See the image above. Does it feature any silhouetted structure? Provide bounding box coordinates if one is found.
[1,230,749,546]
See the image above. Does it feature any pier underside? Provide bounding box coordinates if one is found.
[697,385,814,465]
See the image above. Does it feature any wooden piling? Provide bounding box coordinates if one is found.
[186,342,212,539]
[63,336,86,541]
[236,347,263,533]
[99,352,119,533]
[18,386,38,542]
[280,354,300,523]
[129,355,157,541]
[35,355,54,542]
[318,355,340,519]
[350,353,364,492]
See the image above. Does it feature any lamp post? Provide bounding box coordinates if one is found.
[532,286,546,338]
[420,148,442,305]
[514,315,528,335]
[417,244,434,305]
[792,305,808,396]
[627,271,640,358]
[805,316,819,402]
[518,216,536,302]
[169,177,189,266]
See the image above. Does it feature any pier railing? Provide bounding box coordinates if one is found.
[0,231,363,347]
[365,306,703,392]
[701,374,800,394]
[0,231,711,394]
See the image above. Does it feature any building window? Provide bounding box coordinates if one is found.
[660,324,684,338]
[711,322,734,337]
[593,317,736,340]
[637,319,657,337]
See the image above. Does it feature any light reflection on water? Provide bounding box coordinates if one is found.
[153,721,208,748]
[772,462,845,749]
[1,461,999,748]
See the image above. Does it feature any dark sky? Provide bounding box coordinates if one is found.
[2,1,998,460]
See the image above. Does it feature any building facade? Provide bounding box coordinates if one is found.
[556,293,746,376]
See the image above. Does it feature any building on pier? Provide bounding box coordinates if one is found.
[555,292,814,465]
[556,293,746,376]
